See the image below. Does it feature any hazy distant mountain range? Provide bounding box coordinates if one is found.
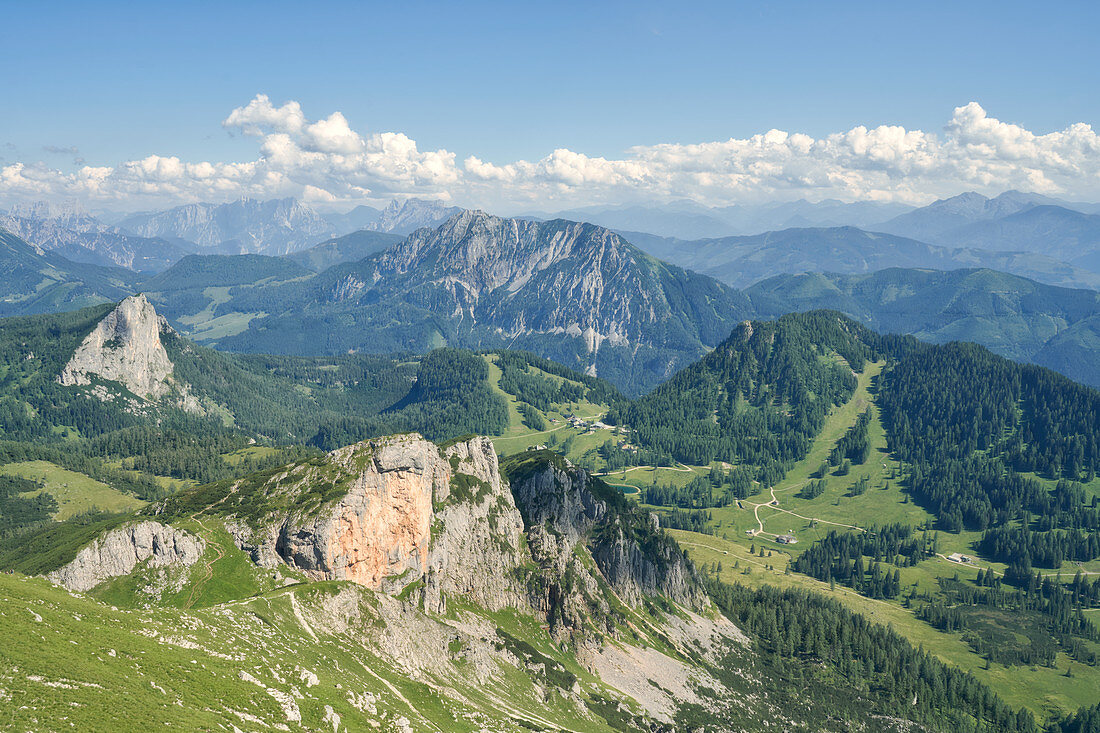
[363,197,463,235]
[876,192,1100,264]
[537,191,1100,241]
[529,198,915,239]
[1,197,461,267]
[117,197,338,255]
[621,225,1100,290]
[5,189,1100,391]
[0,201,189,271]
[746,268,1100,388]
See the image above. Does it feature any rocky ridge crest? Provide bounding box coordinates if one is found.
[506,452,707,622]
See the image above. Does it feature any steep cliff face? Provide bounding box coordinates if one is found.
[213,439,704,626]
[59,293,174,398]
[424,436,526,613]
[293,437,447,588]
[222,434,527,611]
[506,451,707,614]
[48,521,205,593]
[58,293,203,414]
[58,295,207,413]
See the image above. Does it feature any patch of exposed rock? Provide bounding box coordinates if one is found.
[58,293,201,412]
[226,434,527,612]
[424,437,526,613]
[48,521,205,593]
[508,453,707,616]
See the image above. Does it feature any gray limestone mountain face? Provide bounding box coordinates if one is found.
[1,202,189,271]
[48,521,205,593]
[59,293,176,399]
[226,434,527,613]
[510,457,707,613]
[358,211,750,362]
[220,436,706,634]
[213,209,750,393]
[374,211,669,341]
[424,437,526,613]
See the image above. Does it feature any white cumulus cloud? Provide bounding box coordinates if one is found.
[1,97,1098,211]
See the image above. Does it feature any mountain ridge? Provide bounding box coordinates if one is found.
[212,210,754,394]
[746,267,1100,387]
[620,224,1100,290]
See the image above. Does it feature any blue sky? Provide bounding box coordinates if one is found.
[4,0,1100,210]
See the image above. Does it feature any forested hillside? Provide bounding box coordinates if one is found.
[610,311,893,480]
[604,310,1100,721]
[0,229,136,316]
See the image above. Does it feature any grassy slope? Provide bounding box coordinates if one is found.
[0,461,146,519]
[482,354,713,492]
[0,511,637,732]
[672,528,1100,722]
[173,285,267,343]
[0,572,608,732]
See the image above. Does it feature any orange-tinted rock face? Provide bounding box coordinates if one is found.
[229,434,525,607]
[329,466,434,588]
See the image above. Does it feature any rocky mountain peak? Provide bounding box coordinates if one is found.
[58,294,177,400]
[8,199,93,222]
[118,197,332,255]
[378,210,629,297]
[365,197,462,235]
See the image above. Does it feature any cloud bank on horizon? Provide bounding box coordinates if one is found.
[3,95,1099,211]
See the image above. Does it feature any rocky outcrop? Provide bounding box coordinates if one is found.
[59,294,174,398]
[48,521,205,593]
[424,437,526,613]
[272,436,449,590]
[229,439,703,626]
[58,294,203,412]
[227,434,527,611]
[508,453,707,614]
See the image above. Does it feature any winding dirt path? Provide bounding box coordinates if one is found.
[744,482,809,537]
[181,490,236,610]
[594,461,696,479]
[183,516,223,609]
[769,505,866,532]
